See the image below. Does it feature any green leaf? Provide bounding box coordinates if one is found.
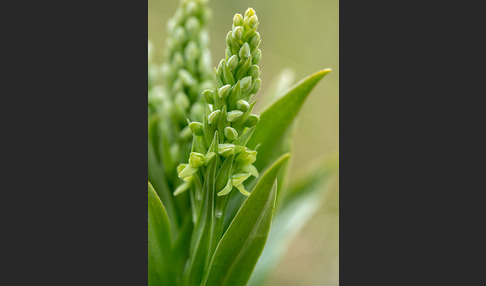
[258,68,296,109]
[248,69,331,170]
[148,182,175,286]
[148,140,180,234]
[184,158,218,286]
[248,153,339,286]
[203,153,290,286]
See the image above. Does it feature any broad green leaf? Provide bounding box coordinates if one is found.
[184,158,217,286]
[258,68,296,109]
[172,213,194,285]
[248,69,331,170]
[203,153,290,286]
[148,182,175,286]
[148,140,180,234]
[248,153,339,286]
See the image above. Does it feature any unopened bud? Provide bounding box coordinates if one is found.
[224,127,238,140]
[203,89,215,104]
[185,41,199,61]
[248,15,258,28]
[208,109,221,125]
[175,92,190,110]
[218,84,232,100]
[218,144,236,157]
[252,49,262,64]
[189,152,205,168]
[226,31,232,47]
[185,17,200,38]
[248,65,260,80]
[173,52,184,69]
[246,114,260,127]
[237,150,257,165]
[174,27,187,46]
[232,26,244,42]
[185,1,198,16]
[240,76,252,92]
[235,145,247,153]
[179,69,195,85]
[227,110,244,122]
[244,8,256,18]
[236,99,250,112]
[233,13,244,26]
[189,122,204,136]
[228,55,239,71]
[251,78,261,94]
[239,43,251,59]
[249,32,261,50]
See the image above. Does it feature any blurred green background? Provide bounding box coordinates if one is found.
[149,0,338,284]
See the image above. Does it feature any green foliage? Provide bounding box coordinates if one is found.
[148,182,175,286]
[148,1,334,285]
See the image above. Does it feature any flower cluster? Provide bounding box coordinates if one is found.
[176,8,262,197]
[161,0,214,125]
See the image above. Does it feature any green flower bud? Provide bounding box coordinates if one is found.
[245,114,260,127]
[174,26,187,46]
[184,41,199,61]
[218,144,235,157]
[239,42,251,59]
[217,59,224,76]
[175,92,190,109]
[179,69,195,85]
[226,31,232,47]
[224,127,238,140]
[228,83,241,108]
[218,84,232,100]
[203,89,215,104]
[185,1,198,16]
[185,17,200,38]
[244,8,256,18]
[251,78,261,94]
[208,109,221,125]
[248,65,260,80]
[227,55,239,71]
[227,110,244,122]
[252,49,262,64]
[249,32,261,50]
[236,99,250,112]
[189,152,205,168]
[236,150,257,165]
[236,56,252,79]
[240,76,252,92]
[235,145,247,153]
[233,13,243,26]
[248,15,258,29]
[222,62,236,85]
[232,26,244,42]
[189,121,204,136]
[173,52,185,70]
